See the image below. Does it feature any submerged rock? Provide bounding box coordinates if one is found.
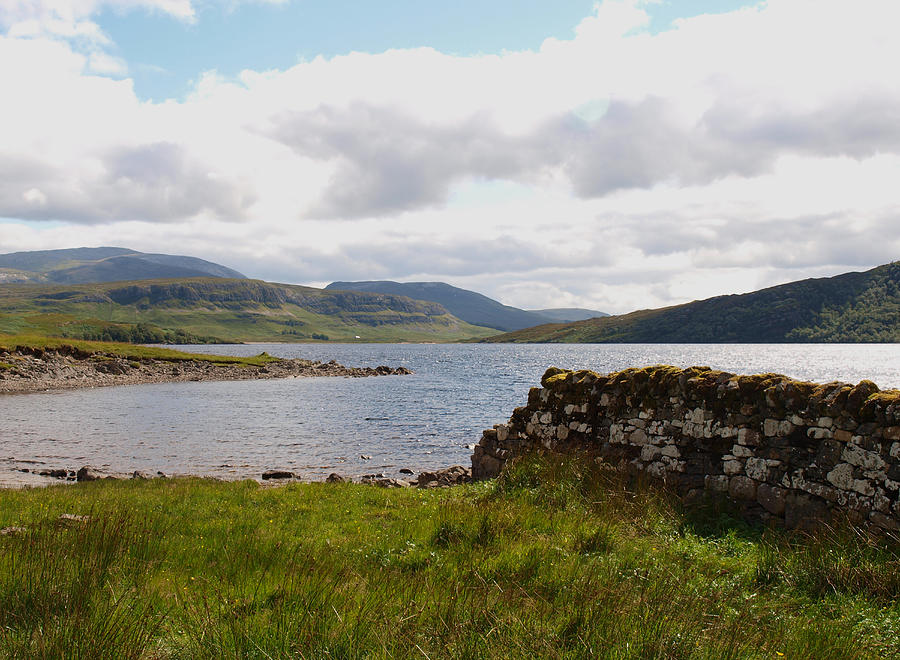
[262,470,294,480]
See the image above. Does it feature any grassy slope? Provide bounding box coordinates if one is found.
[0,278,496,343]
[0,334,280,366]
[484,262,900,343]
[0,454,897,658]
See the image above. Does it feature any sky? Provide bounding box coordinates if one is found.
[1,0,899,315]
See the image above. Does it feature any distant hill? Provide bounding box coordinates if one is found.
[325,281,604,331]
[0,247,246,284]
[482,261,900,343]
[0,278,495,343]
[528,308,609,322]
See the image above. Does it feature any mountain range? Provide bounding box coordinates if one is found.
[2,247,898,344]
[325,281,607,332]
[0,247,246,284]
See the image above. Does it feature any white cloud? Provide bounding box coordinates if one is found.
[2,0,900,314]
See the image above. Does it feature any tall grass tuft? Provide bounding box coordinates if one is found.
[0,511,166,659]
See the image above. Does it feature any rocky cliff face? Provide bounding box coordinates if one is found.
[473,365,900,531]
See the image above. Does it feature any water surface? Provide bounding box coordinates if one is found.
[2,343,898,480]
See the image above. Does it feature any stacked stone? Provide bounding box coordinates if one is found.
[471,365,900,531]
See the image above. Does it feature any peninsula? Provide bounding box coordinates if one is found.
[0,337,410,395]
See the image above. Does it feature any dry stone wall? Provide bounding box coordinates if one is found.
[472,365,900,531]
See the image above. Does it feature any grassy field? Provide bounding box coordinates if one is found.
[0,334,280,367]
[1,454,897,658]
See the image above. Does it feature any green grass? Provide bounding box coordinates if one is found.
[0,334,280,367]
[1,453,897,658]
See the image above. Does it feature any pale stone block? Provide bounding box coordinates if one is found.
[745,457,769,481]
[852,479,875,497]
[808,428,833,440]
[724,460,743,476]
[817,417,834,428]
[842,444,886,471]
[629,428,648,445]
[763,418,779,437]
[540,412,552,424]
[564,404,576,415]
[557,424,569,441]
[731,444,754,458]
[826,463,854,490]
[660,445,681,458]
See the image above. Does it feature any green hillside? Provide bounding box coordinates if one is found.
[483,261,900,343]
[0,278,496,343]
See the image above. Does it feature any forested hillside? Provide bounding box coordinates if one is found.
[483,262,900,343]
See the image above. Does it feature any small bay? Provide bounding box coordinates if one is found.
[1,343,898,480]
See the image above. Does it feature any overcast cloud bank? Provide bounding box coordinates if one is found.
[0,0,898,314]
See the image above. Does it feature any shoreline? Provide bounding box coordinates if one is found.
[0,344,411,395]
[0,464,471,490]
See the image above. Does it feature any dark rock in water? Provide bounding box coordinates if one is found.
[132,470,152,479]
[38,468,69,479]
[326,473,347,483]
[399,468,414,475]
[76,466,117,482]
[262,470,294,480]
[417,465,472,489]
[360,455,371,460]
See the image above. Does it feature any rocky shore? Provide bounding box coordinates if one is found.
[2,464,471,490]
[0,344,411,395]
